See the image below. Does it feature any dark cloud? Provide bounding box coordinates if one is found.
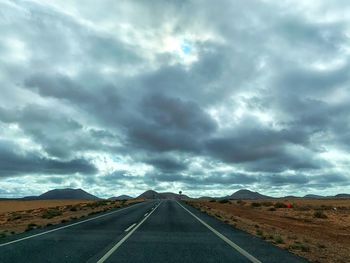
[144,156,187,173]
[125,94,217,152]
[103,171,129,182]
[0,140,97,176]
[0,105,82,158]
[202,122,320,172]
[24,73,123,128]
[264,174,309,186]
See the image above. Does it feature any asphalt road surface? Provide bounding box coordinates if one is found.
[0,200,309,263]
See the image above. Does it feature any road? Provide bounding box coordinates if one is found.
[0,200,309,263]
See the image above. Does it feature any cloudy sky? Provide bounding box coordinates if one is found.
[0,0,350,198]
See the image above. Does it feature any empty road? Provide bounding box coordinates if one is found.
[0,200,308,263]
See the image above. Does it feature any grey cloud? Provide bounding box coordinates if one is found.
[204,126,302,162]
[0,105,84,158]
[0,105,122,159]
[144,156,187,173]
[264,174,309,186]
[24,73,122,126]
[276,64,350,96]
[0,140,97,176]
[103,171,129,182]
[126,94,217,152]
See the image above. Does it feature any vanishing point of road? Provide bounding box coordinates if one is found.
[0,200,309,263]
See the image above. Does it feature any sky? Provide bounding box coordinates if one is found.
[0,0,350,198]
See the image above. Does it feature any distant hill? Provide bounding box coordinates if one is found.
[160,192,190,200]
[22,196,39,200]
[229,189,272,200]
[137,190,162,199]
[137,190,189,200]
[108,195,133,201]
[23,188,100,200]
[283,195,299,199]
[303,194,324,199]
[198,196,215,200]
[334,193,350,198]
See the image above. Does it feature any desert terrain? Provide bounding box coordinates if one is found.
[0,199,142,237]
[186,198,350,263]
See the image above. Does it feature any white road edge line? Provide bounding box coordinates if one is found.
[124,223,137,232]
[97,201,162,263]
[0,201,146,247]
[176,201,262,263]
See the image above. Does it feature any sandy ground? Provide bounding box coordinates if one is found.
[0,199,143,236]
[186,198,350,263]
[0,200,95,213]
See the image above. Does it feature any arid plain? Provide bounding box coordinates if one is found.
[0,199,142,235]
[187,198,350,263]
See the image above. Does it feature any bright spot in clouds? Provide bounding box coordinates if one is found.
[181,41,191,54]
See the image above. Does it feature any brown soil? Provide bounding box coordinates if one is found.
[186,199,350,263]
[0,199,143,237]
[0,200,94,213]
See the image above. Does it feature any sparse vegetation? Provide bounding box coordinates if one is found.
[290,242,310,252]
[215,213,222,218]
[318,243,326,249]
[25,223,38,232]
[267,234,274,240]
[209,199,216,202]
[320,205,332,210]
[261,201,273,207]
[274,202,288,208]
[8,213,22,221]
[69,205,80,211]
[295,205,311,211]
[313,211,327,219]
[88,211,100,216]
[42,208,62,219]
[274,235,284,244]
[256,229,263,236]
[251,202,262,207]
[236,200,246,205]
[219,199,229,204]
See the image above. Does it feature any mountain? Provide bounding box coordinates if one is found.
[283,195,299,199]
[137,190,162,199]
[108,195,133,201]
[160,192,189,200]
[303,194,324,199]
[21,196,39,200]
[334,193,350,198]
[137,190,189,200]
[229,189,272,200]
[35,188,100,200]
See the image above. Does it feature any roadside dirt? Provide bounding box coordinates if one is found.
[0,199,143,237]
[186,199,350,263]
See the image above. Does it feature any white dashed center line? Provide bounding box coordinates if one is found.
[124,223,137,232]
